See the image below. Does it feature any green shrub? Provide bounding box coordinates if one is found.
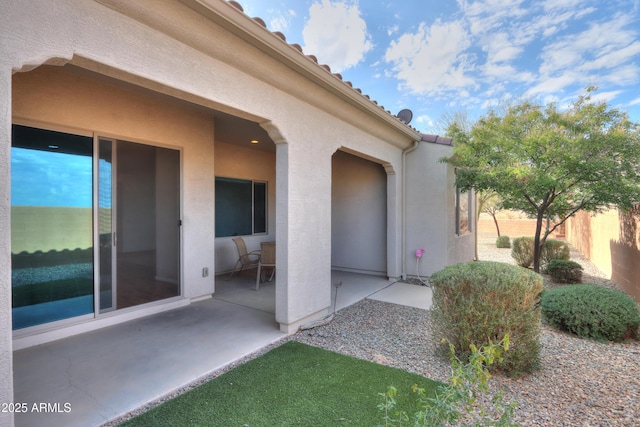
[541,239,570,270]
[430,261,543,376]
[547,259,583,283]
[511,237,534,268]
[379,336,520,427]
[541,285,640,342]
[511,237,571,270]
[496,235,511,248]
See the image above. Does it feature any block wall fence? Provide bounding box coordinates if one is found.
[479,212,640,302]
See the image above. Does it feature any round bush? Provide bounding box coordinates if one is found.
[511,237,534,268]
[430,261,543,376]
[496,236,511,248]
[541,285,640,342]
[541,239,570,270]
[547,259,583,283]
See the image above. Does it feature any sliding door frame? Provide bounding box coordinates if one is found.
[11,119,184,337]
[94,133,183,315]
[95,136,118,314]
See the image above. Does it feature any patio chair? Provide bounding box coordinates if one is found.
[228,237,261,279]
[255,241,275,290]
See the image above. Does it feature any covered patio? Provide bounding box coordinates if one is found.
[1,2,472,426]
[212,270,403,315]
[13,272,431,427]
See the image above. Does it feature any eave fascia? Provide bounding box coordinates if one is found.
[180,0,422,142]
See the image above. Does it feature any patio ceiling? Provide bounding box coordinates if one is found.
[214,110,275,152]
[63,63,275,152]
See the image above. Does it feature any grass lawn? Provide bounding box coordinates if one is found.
[119,341,442,426]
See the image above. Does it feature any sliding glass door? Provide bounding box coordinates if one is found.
[12,125,181,330]
[98,139,115,312]
[11,126,95,329]
[104,139,181,311]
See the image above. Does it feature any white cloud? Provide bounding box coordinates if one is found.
[587,90,623,104]
[415,114,435,127]
[412,1,637,117]
[384,20,476,95]
[518,8,595,45]
[525,71,583,96]
[458,0,528,36]
[580,41,640,72]
[542,0,584,12]
[629,97,640,106]
[269,15,289,32]
[540,13,639,74]
[483,32,522,63]
[601,64,640,86]
[452,0,609,106]
[480,97,501,110]
[302,0,373,73]
[478,31,527,83]
[482,62,517,79]
[533,12,640,98]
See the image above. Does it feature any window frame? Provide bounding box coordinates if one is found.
[215,176,268,238]
[455,186,472,236]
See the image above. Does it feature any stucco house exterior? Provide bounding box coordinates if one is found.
[0,0,475,421]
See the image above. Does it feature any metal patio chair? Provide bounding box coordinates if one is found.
[255,241,275,290]
[228,237,261,279]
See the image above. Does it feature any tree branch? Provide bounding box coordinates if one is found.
[545,198,590,236]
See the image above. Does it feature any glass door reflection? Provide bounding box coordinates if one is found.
[11,125,94,329]
[98,138,115,312]
[11,125,181,330]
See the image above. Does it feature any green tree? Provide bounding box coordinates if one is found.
[478,191,501,236]
[443,88,640,272]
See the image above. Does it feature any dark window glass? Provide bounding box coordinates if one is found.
[253,182,267,234]
[215,178,267,237]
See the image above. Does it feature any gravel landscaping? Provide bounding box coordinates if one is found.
[109,235,640,426]
[293,302,639,426]
[12,263,93,286]
[292,236,640,426]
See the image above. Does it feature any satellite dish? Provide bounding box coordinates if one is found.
[396,109,413,124]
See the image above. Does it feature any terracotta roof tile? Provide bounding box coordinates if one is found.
[228,0,432,136]
[421,133,453,145]
[227,1,243,12]
[252,17,266,28]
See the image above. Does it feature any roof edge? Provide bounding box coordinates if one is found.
[421,133,453,146]
[180,0,422,141]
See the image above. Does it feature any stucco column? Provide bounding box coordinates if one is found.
[0,66,15,427]
[274,141,289,328]
[385,166,402,279]
[274,134,333,333]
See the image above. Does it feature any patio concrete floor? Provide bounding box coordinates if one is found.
[13,271,432,427]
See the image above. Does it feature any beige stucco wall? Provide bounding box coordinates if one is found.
[213,141,277,273]
[332,150,388,275]
[405,141,475,275]
[0,65,12,427]
[567,209,640,302]
[567,209,620,274]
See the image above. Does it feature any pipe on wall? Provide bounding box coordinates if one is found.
[401,140,420,279]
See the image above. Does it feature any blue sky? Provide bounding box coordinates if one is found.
[235,0,640,134]
[11,148,93,207]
